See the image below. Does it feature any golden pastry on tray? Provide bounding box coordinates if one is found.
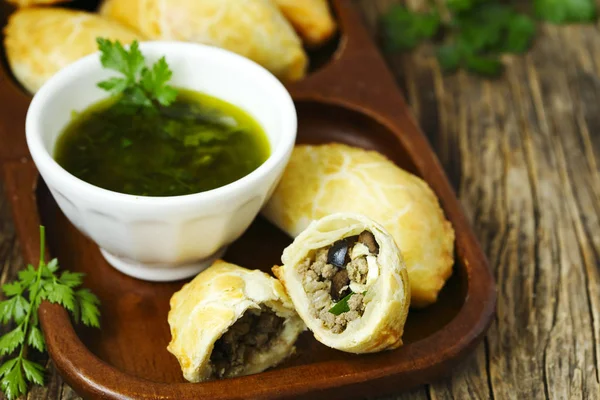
[3,7,143,93]
[263,143,455,308]
[167,260,305,382]
[273,0,337,46]
[273,212,410,353]
[4,0,70,7]
[99,0,308,81]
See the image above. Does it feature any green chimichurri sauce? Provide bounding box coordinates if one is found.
[54,89,270,197]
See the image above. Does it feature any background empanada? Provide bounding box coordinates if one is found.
[4,0,70,7]
[262,143,456,308]
[3,7,144,93]
[99,0,308,82]
[273,0,337,46]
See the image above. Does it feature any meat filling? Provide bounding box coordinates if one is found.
[210,307,284,378]
[299,231,379,334]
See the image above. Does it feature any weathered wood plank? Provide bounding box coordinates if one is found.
[353,1,600,400]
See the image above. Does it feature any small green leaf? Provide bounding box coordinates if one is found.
[27,326,45,353]
[0,299,12,324]
[46,258,59,273]
[76,289,101,328]
[1,282,22,297]
[535,0,596,23]
[97,77,129,95]
[465,54,503,77]
[436,45,462,72]
[381,5,440,51]
[1,358,27,400]
[12,296,30,325]
[21,359,44,386]
[17,265,37,288]
[44,283,75,313]
[59,271,84,288]
[0,327,24,356]
[96,38,130,78]
[122,86,153,108]
[121,138,133,148]
[504,14,536,53]
[447,0,476,12]
[329,292,354,316]
[125,40,145,79]
[0,359,17,378]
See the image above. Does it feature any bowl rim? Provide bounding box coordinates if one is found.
[25,40,297,206]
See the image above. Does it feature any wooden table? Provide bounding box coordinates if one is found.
[1,1,599,399]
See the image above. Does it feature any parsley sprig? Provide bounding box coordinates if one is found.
[96,38,178,110]
[382,0,597,77]
[0,226,100,400]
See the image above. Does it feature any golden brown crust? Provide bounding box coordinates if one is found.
[262,143,455,308]
[167,260,305,382]
[99,0,308,81]
[273,0,337,46]
[276,213,410,353]
[3,7,143,93]
[5,0,70,7]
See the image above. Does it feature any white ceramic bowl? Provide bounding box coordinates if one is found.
[26,41,297,282]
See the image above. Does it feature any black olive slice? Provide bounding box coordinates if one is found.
[327,239,349,267]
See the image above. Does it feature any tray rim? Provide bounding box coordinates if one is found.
[0,1,497,399]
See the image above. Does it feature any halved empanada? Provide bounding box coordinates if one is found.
[262,143,455,308]
[3,8,143,93]
[167,260,305,382]
[273,212,410,353]
[99,0,308,82]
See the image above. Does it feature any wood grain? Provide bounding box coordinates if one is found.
[1,0,599,399]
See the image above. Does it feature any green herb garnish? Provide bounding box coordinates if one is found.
[382,0,596,77]
[329,292,354,315]
[534,0,597,23]
[96,38,178,110]
[0,226,101,400]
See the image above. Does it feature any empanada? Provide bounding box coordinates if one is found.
[167,260,305,382]
[273,212,410,353]
[262,143,455,308]
[3,8,143,93]
[273,0,337,46]
[99,0,308,82]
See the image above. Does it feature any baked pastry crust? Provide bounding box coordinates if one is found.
[273,212,410,353]
[5,0,70,7]
[3,7,143,93]
[167,260,305,382]
[263,143,455,308]
[99,0,308,81]
[273,0,337,46]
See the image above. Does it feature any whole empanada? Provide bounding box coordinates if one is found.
[99,0,308,82]
[273,212,410,353]
[3,8,143,93]
[273,0,337,46]
[262,143,455,308]
[167,260,305,382]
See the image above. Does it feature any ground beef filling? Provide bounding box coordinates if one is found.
[299,231,379,334]
[210,307,284,378]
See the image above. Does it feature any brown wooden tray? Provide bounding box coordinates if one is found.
[0,1,496,399]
